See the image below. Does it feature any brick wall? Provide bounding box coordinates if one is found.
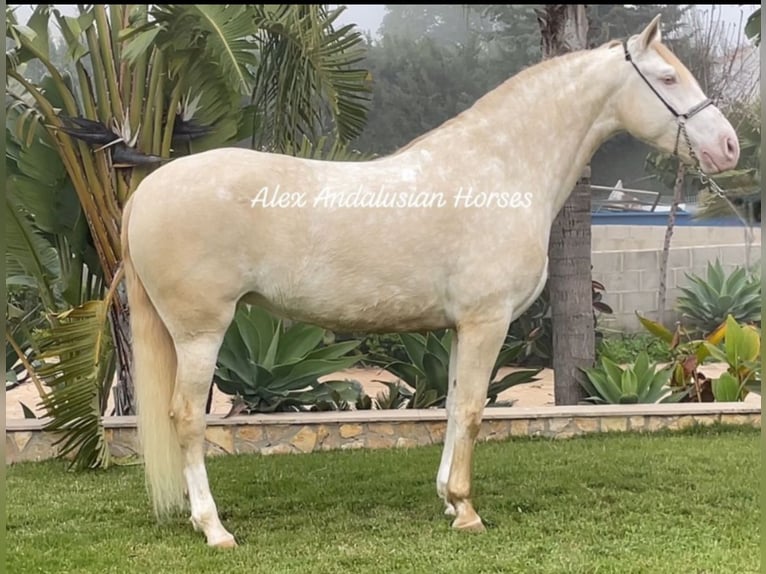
[591,226,760,332]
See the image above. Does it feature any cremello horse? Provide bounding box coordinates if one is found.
[121,16,739,547]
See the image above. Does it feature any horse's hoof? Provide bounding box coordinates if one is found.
[451,515,486,533]
[209,535,238,549]
[444,503,457,517]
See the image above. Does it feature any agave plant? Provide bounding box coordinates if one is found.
[372,381,412,410]
[676,259,761,334]
[213,304,366,413]
[580,352,680,405]
[371,331,542,409]
[704,315,761,402]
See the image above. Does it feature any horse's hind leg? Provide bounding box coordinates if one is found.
[171,328,236,548]
[447,316,510,532]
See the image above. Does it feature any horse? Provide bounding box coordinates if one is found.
[121,15,739,548]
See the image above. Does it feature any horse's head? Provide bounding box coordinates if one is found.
[616,15,739,174]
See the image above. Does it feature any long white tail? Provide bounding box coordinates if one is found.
[121,198,185,518]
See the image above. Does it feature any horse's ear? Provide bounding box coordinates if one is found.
[638,14,662,50]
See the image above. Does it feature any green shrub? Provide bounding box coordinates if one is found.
[704,315,761,402]
[597,333,673,364]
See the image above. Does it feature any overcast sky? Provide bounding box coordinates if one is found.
[12,4,760,40]
[331,4,759,39]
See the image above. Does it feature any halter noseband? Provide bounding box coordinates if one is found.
[622,42,713,162]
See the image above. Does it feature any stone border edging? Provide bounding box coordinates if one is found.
[6,403,761,464]
[7,402,761,431]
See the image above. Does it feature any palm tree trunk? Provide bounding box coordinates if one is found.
[538,5,593,405]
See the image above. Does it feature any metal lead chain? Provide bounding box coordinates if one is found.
[677,121,754,230]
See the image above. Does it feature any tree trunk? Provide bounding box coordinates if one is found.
[549,169,594,405]
[657,163,686,327]
[538,5,593,406]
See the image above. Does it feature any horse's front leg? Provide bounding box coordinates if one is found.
[446,316,510,532]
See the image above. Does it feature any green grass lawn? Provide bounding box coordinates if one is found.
[7,425,760,574]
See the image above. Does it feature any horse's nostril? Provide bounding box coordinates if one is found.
[724,137,738,158]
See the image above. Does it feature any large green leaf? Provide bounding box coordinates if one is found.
[277,322,326,364]
[54,9,95,63]
[582,366,622,404]
[635,312,674,343]
[487,368,541,403]
[6,4,52,64]
[121,26,162,64]
[425,332,450,370]
[645,368,672,403]
[5,193,61,311]
[272,356,361,390]
[599,356,625,390]
[145,4,258,95]
[493,340,525,376]
[215,362,272,398]
[421,353,448,397]
[188,4,258,94]
[712,372,742,402]
[304,340,361,361]
[250,4,371,151]
[35,300,115,470]
[381,360,425,388]
[398,333,427,370]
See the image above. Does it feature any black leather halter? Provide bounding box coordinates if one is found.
[622,42,713,161]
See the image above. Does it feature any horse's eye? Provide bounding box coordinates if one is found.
[662,75,677,85]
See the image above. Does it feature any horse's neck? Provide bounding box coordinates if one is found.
[406,46,626,217]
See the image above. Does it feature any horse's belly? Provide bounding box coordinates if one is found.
[241,285,451,333]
